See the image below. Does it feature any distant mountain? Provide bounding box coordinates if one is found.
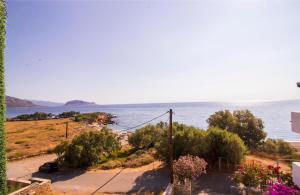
[30,100,64,107]
[64,100,96,106]
[6,96,37,107]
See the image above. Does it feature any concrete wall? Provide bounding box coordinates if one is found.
[292,162,300,187]
[163,183,173,195]
[9,178,52,195]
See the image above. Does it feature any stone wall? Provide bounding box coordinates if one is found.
[9,177,52,195]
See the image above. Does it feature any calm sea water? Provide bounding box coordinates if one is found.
[6,100,300,141]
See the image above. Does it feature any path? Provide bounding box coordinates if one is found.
[7,154,169,194]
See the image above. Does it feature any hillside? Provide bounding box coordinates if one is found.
[65,100,96,106]
[6,96,37,108]
[30,100,64,107]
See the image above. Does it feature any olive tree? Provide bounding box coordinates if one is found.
[207,110,266,150]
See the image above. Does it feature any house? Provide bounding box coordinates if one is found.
[291,82,300,187]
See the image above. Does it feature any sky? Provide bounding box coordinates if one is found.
[5,0,300,104]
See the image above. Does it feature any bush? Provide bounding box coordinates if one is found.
[11,112,53,121]
[234,163,265,187]
[259,139,296,156]
[100,160,124,170]
[128,122,165,149]
[124,153,155,168]
[154,122,208,164]
[74,112,114,124]
[173,155,207,182]
[154,122,246,164]
[58,111,80,118]
[54,128,120,168]
[206,128,247,164]
[207,110,267,150]
[97,149,155,169]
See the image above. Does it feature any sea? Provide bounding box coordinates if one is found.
[6,100,300,141]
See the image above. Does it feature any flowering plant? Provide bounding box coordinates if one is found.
[265,179,299,195]
[234,163,295,188]
[234,163,266,187]
[173,155,207,182]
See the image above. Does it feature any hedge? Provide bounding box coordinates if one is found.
[0,0,6,194]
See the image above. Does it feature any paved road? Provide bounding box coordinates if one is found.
[7,154,169,194]
[7,154,56,179]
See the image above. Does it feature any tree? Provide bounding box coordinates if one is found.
[207,110,266,150]
[0,1,6,194]
[54,128,120,168]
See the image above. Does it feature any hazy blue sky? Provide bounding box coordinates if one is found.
[5,0,300,104]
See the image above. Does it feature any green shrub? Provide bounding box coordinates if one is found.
[74,112,114,124]
[58,111,80,118]
[128,122,165,149]
[152,122,247,164]
[154,122,208,164]
[100,160,124,169]
[206,128,247,164]
[124,153,155,168]
[259,139,296,156]
[207,110,267,150]
[54,128,120,168]
[10,112,53,121]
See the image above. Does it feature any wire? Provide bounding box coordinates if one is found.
[117,111,169,132]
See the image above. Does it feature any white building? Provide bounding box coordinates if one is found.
[291,82,300,186]
[291,112,300,186]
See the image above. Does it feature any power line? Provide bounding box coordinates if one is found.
[117,111,169,132]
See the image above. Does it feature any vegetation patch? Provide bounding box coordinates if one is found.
[74,112,115,125]
[99,159,125,170]
[124,151,155,168]
[129,122,247,166]
[207,110,266,151]
[257,138,299,160]
[58,111,80,119]
[93,147,156,170]
[14,140,27,145]
[8,152,26,159]
[8,112,53,121]
[233,163,298,194]
[55,128,120,168]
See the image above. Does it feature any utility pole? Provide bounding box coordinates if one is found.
[168,109,174,184]
[65,122,69,139]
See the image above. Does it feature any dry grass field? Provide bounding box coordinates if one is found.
[5,118,89,160]
[290,141,300,153]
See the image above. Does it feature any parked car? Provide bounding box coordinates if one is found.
[38,162,59,173]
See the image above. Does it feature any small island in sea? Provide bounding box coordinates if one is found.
[64,100,97,106]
